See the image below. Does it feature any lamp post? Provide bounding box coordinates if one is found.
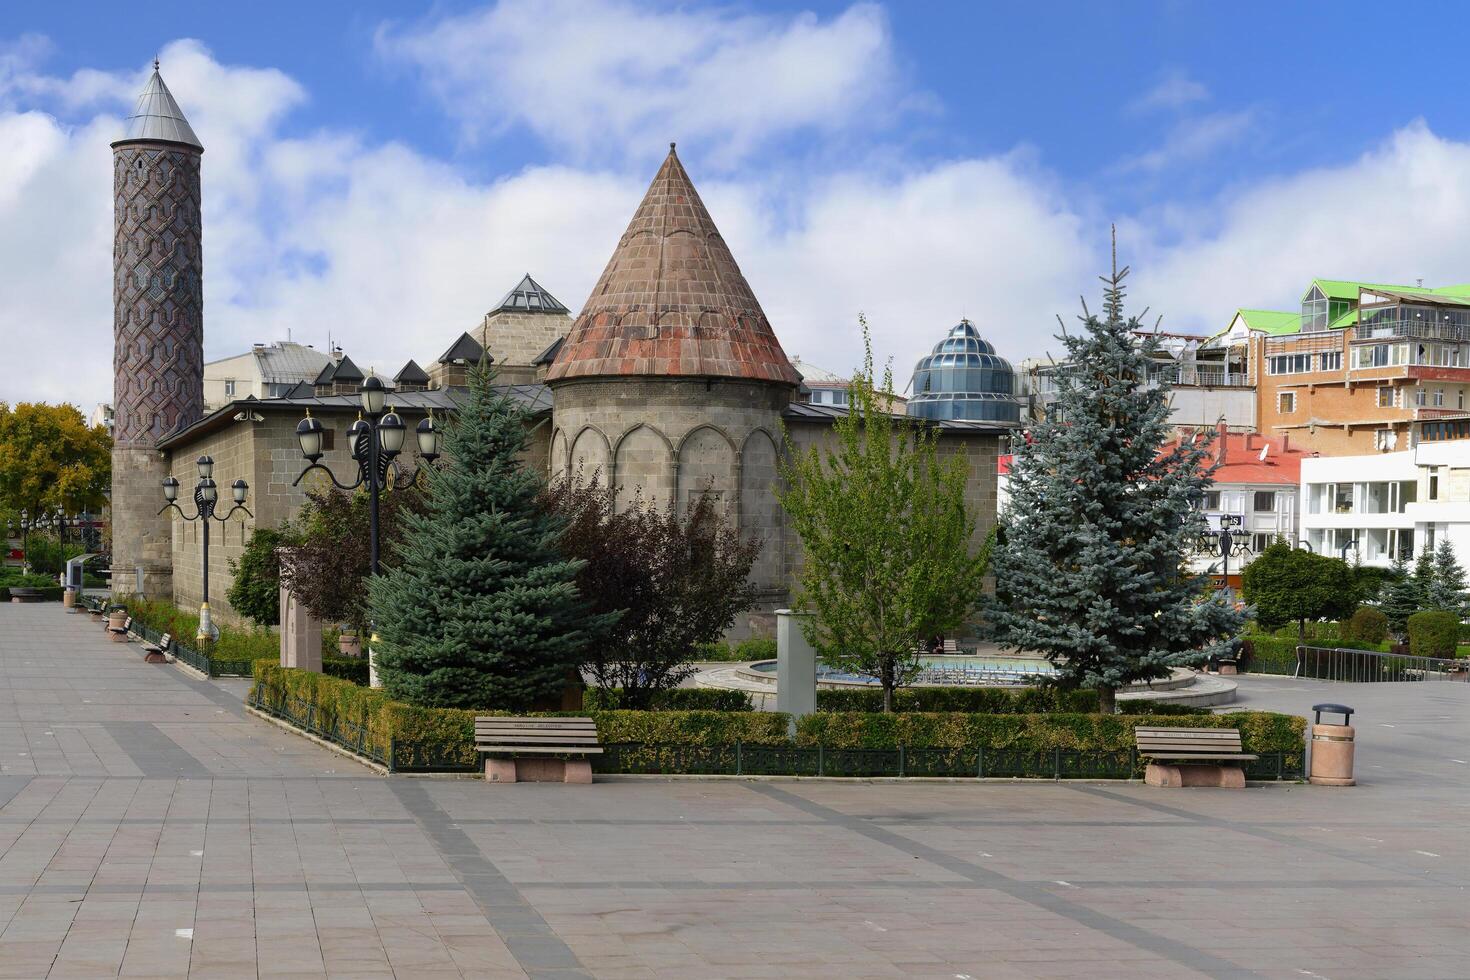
[17,509,33,574]
[160,455,252,642]
[291,377,441,685]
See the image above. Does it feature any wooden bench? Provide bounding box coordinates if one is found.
[141,632,172,665]
[474,717,602,784]
[1136,726,1258,789]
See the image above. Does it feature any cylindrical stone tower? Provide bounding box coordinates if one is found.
[546,145,801,633]
[110,64,204,597]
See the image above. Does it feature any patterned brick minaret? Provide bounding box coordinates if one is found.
[110,63,204,596]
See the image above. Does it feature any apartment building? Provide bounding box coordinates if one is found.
[1025,331,1254,431]
[1249,278,1470,456]
[1299,416,1470,566]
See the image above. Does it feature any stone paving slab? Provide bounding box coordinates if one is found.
[1,604,1468,977]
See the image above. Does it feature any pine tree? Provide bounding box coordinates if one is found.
[1378,551,1421,641]
[369,363,612,709]
[985,238,1245,713]
[1426,538,1468,615]
[1412,545,1437,603]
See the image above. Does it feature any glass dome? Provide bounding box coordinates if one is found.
[906,320,1020,423]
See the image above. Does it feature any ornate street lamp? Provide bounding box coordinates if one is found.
[291,380,441,685]
[160,455,252,642]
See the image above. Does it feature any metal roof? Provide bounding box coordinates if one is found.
[492,274,569,315]
[249,342,331,383]
[533,336,563,366]
[439,332,487,365]
[331,355,365,383]
[394,359,430,384]
[116,67,202,150]
[789,358,848,387]
[158,384,553,451]
[782,401,1014,433]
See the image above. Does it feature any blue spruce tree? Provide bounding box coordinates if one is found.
[986,241,1245,713]
[370,363,611,709]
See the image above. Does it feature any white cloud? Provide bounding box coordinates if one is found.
[1130,69,1209,113]
[1119,109,1255,173]
[1132,122,1470,332]
[12,30,1470,421]
[375,0,900,167]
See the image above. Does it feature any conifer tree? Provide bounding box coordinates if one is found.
[369,363,611,709]
[985,239,1245,713]
[1426,538,1468,615]
[1378,551,1421,641]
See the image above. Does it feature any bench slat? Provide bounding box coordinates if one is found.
[475,736,601,746]
[1145,753,1258,761]
[476,752,602,758]
[474,730,598,740]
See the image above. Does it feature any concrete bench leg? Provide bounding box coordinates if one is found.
[485,757,518,783]
[109,631,128,643]
[143,650,166,664]
[1145,762,1245,789]
[484,757,593,784]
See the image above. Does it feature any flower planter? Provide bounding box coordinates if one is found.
[338,633,361,657]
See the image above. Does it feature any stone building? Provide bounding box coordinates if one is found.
[116,69,1014,635]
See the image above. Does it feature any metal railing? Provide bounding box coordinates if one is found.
[1295,645,1469,683]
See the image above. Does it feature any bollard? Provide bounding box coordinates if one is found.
[1309,703,1355,786]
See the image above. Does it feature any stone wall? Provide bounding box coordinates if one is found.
[110,447,175,598]
[476,310,570,385]
[549,377,793,637]
[169,404,550,624]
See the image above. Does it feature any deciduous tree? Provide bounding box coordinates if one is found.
[1241,542,1358,645]
[778,320,990,712]
[544,476,760,708]
[0,402,110,515]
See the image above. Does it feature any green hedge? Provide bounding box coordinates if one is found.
[815,687,1099,713]
[1341,607,1389,646]
[693,637,778,662]
[1408,610,1459,659]
[583,688,753,711]
[251,662,1305,778]
[0,584,64,601]
[323,657,370,685]
[795,710,1305,758]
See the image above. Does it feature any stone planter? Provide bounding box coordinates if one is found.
[338,633,361,657]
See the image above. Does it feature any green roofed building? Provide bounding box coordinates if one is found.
[1240,276,1470,456]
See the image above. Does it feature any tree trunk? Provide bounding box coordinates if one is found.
[1297,618,1307,647]
[881,656,894,713]
[1098,685,1116,715]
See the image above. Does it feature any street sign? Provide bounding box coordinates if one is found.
[1219,514,1243,527]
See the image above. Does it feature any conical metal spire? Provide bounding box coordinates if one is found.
[547,144,799,385]
[118,65,202,150]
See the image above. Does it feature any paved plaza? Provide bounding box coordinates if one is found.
[0,605,1464,978]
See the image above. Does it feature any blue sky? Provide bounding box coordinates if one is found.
[2,0,1468,407]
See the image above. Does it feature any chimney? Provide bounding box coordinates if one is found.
[1244,432,1258,451]
[1280,433,1290,452]
[1216,421,1228,465]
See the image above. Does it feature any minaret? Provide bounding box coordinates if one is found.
[110,62,204,597]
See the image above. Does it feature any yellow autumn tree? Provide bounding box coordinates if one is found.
[0,402,112,517]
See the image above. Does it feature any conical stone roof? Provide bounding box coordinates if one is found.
[115,66,203,151]
[547,145,799,385]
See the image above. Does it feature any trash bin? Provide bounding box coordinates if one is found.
[1309,703,1355,786]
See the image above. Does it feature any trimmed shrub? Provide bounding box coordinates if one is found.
[1407,610,1459,659]
[816,687,1098,713]
[251,662,1306,777]
[1241,635,1297,674]
[323,657,370,685]
[584,687,753,711]
[1340,607,1389,646]
[734,637,777,661]
[794,710,1305,760]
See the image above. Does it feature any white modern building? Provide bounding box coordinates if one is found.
[203,341,334,409]
[1300,418,1470,565]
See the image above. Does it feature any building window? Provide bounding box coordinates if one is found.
[1334,484,1353,513]
[1278,392,1296,414]
[1251,532,1273,553]
[1318,351,1342,372]
[1460,389,1465,409]
[1415,388,1426,406]
[1430,470,1440,500]
[1268,354,1311,375]
[1377,386,1395,408]
[1435,388,1445,407]
[1204,490,1221,510]
[1253,491,1276,513]
[1374,429,1396,451]
[223,380,235,397]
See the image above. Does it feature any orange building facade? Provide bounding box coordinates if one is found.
[1245,280,1470,456]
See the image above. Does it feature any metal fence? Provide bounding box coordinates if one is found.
[1295,645,1469,683]
[116,614,256,678]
